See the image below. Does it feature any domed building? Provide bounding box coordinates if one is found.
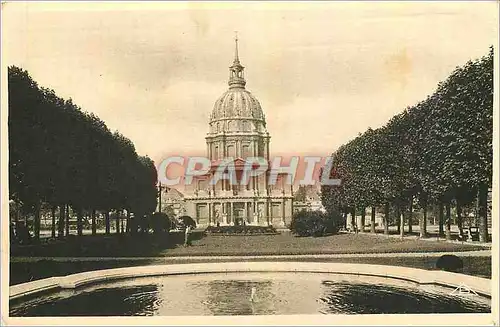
[206,38,270,163]
[181,37,294,227]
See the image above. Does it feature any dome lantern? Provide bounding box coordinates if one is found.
[228,33,246,89]
[209,35,266,127]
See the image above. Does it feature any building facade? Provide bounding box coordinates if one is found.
[181,38,294,228]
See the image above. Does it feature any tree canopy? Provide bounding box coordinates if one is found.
[321,47,493,241]
[8,66,158,226]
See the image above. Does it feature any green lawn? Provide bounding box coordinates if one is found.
[11,231,486,258]
[9,232,491,286]
[160,232,486,256]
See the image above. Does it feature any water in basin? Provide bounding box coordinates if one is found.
[10,272,491,316]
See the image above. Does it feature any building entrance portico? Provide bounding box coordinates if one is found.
[205,200,270,226]
[233,202,245,225]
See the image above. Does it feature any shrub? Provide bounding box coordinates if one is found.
[289,210,341,237]
[206,225,278,235]
[149,212,171,234]
[436,254,464,272]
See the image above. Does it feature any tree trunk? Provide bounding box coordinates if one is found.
[456,200,464,240]
[359,208,366,233]
[383,203,389,235]
[91,209,96,235]
[445,203,452,240]
[398,205,404,237]
[477,184,489,242]
[370,206,376,233]
[51,206,56,238]
[77,209,83,237]
[34,202,41,242]
[408,198,413,234]
[116,211,120,234]
[65,204,70,237]
[438,202,444,237]
[58,205,65,238]
[13,202,19,226]
[126,210,131,234]
[419,202,428,238]
[351,208,357,233]
[105,211,110,235]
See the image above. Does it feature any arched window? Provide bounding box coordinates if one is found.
[227,145,235,158]
[242,145,250,158]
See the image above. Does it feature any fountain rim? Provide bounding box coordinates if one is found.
[9,261,491,301]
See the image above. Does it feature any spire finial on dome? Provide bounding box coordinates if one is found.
[234,31,240,64]
[228,32,246,89]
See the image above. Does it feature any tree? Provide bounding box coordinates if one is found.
[321,48,493,242]
[8,66,159,239]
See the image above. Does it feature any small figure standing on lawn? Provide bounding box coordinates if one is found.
[215,209,221,227]
[184,224,192,246]
[250,286,257,302]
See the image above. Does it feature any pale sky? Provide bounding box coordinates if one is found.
[2,2,498,164]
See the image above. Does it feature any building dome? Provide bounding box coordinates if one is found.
[206,36,271,161]
[209,88,267,134]
[210,89,265,121]
[208,36,267,135]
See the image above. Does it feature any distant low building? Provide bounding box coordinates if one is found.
[293,185,325,213]
[158,187,185,217]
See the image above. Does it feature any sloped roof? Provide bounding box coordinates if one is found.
[163,187,185,200]
[293,185,321,202]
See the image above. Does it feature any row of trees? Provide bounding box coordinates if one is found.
[321,48,493,242]
[8,66,158,241]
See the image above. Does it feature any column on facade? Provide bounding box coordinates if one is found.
[282,198,286,226]
[253,138,257,156]
[249,201,253,224]
[266,136,270,160]
[267,200,271,226]
[224,202,227,224]
[215,140,220,160]
[229,202,233,225]
[253,202,257,225]
[244,202,248,224]
[208,202,212,226]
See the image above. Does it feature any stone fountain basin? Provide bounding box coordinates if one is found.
[10,261,491,301]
